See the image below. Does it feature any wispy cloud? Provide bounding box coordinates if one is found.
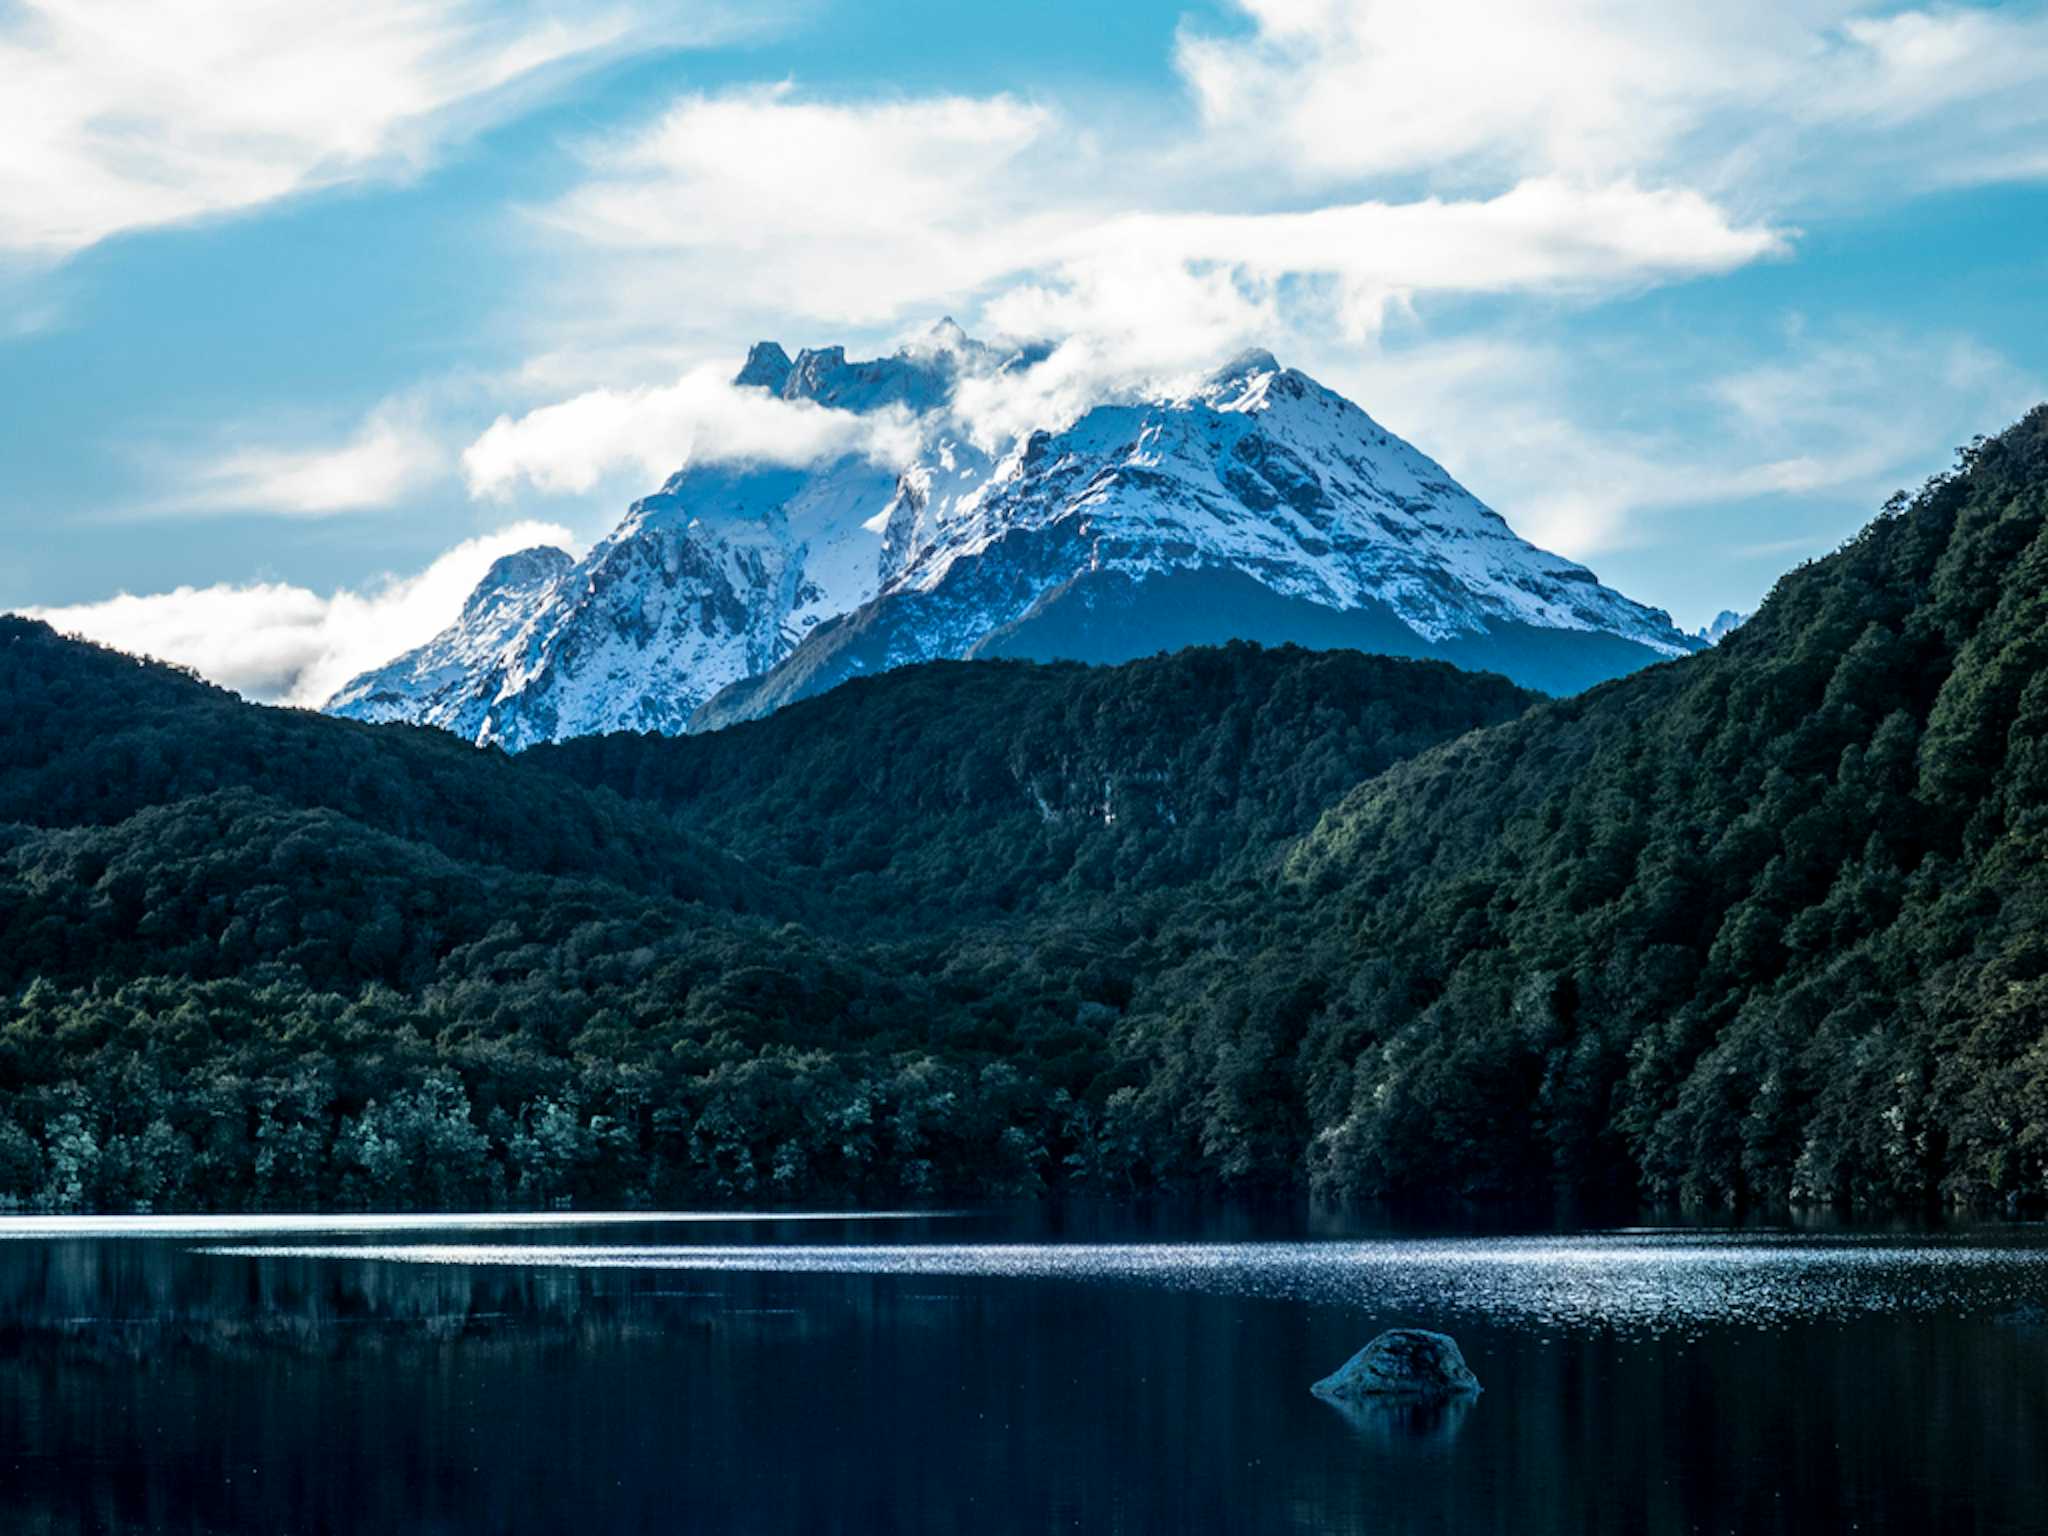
[507,77,1793,479]
[0,0,761,259]
[168,405,449,517]
[1174,0,2048,201]
[1029,179,1786,343]
[1318,324,2041,563]
[541,82,1788,341]
[542,86,1078,328]
[469,170,1786,504]
[462,367,926,498]
[21,521,574,704]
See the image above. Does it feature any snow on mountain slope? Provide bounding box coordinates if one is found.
[327,328,1013,749]
[332,455,901,751]
[326,545,572,739]
[1696,609,1749,644]
[329,329,1699,747]
[695,350,1698,727]
[905,351,1684,654]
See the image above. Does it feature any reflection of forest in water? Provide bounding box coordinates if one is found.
[0,1240,951,1362]
[2,1235,2048,1535]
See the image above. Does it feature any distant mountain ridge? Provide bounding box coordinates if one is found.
[1695,608,1749,644]
[329,326,1701,747]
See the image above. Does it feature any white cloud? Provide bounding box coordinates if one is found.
[545,86,1075,326]
[716,176,1775,460]
[511,83,1790,463]
[1045,179,1786,342]
[539,82,1788,343]
[1175,0,1759,186]
[1706,332,2039,496]
[462,366,926,498]
[1174,1,2048,200]
[21,522,574,705]
[1315,325,2041,564]
[174,405,447,516]
[0,0,755,258]
[1822,10,2048,127]
[475,165,1784,494]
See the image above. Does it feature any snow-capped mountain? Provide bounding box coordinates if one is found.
[326,545,572,741]
[1695,609,1749,645]
[701,349,1697,726]
[331,455,898,750]
[330,327,1026,750]
[328,328,1699,747]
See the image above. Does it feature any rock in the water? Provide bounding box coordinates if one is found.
[1311,1329,1481,1402]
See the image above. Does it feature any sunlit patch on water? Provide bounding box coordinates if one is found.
[194,1231,2048,1336]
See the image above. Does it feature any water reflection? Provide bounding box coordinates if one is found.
[0,1213,2043,1535]
[1316,1392,1475,1450]
[0,1209,952,1239]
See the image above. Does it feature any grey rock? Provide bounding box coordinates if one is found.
[1311,1329,1481,1403]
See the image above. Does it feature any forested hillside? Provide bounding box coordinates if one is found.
[0,626,1525,1209]
[1115,407,2048,1208]
[1,625,778,918]
[3,406,2045,1213]
[531,646,1535,931]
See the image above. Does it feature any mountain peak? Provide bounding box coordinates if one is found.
[733,324,1040,416]
[460,546,571,621]
[1216,346,1281,381]
[331,327,1699,746]
[1190,346,1293,413]
[483,545,570,584]
[735,341,794,393]
[774,337,972,414]
[1696,609,1749,645]
[326,544,575,738]
[786,345,850,392]
[783,343,894,409]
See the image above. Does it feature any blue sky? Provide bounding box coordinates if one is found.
[7,0,2046,702]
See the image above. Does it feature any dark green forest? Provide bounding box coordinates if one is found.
[4,404,2048,1212]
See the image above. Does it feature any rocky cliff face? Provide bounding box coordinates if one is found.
[329,329,1699,746]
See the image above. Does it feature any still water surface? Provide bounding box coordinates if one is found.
[1,1206,2045,1534]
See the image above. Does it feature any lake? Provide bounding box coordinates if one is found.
[2,1205,2045,1534]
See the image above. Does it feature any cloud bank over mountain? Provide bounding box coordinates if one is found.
[25,522,574,705]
